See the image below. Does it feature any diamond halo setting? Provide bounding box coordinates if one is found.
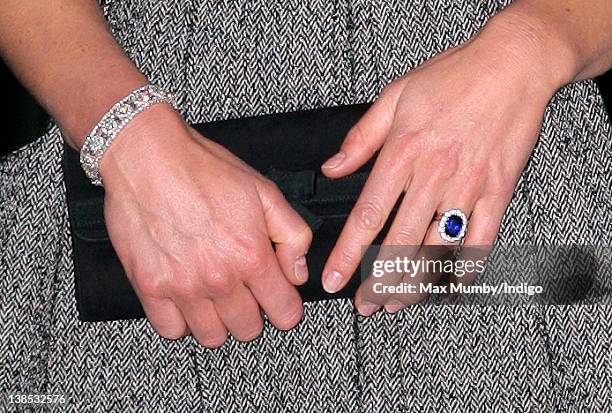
[437,209,468,243]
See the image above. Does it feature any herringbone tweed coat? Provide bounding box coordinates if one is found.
[1,0,611,411]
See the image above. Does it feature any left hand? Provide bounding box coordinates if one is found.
[320,12,574,315]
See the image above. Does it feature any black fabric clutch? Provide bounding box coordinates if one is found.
[63,103,397,322]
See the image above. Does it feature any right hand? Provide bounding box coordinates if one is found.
[98,104,313,348]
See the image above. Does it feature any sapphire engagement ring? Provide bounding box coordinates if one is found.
[436,209,468,243]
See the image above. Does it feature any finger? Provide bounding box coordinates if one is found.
[258,180,313,285]
[355,172,445,315]
[354,244,418,316]
[462,195,509,247]
[322,135,416,294]
[178,298,229,348]
[359,246,449,314]
[321,81,403,178]
[242,242,304,331]
[139,295,189,340]
[445,194,510,295]
[383,187,478,313]
[194,279,264,343]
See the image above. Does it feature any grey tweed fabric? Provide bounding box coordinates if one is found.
[1,0,612,411]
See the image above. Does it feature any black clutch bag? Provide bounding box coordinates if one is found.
[63,103,397,322]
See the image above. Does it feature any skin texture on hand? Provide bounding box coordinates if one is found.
[99,105,313,347]
[320,7,584,315]
[1,0,611,344]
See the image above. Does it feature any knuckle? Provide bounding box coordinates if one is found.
[202,271,234,297]
[169,270,202,299]
[391,228,417,245]
[390,132,421,162]
[486,174,515,199]
[137,274,167,299]
[460,160,488,188]
[422,156,456,185]
[396,122,428,140]
[390,130,416,153]
[199,332,228,349]
[337,248,359,268]
[393,128,417,143]
[259,177,281,195]
[234,323,264,342]
[435,150,459,175]
[242,253,274,280]
[240,245,264,268]
[468,157,489,176]
[274,303,304,331]
[455,173,484,198]
[302,225,314,245]
[352,200,385,231]
[155,323,187,341]
[291,224,313,249]
[443,155,460,178]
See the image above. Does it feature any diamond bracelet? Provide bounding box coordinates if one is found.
[79,84,178,187]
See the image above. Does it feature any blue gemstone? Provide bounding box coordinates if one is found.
[444,215,463,238]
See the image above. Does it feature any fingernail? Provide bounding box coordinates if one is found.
[323,270,344,293]
[322,152,346,169]
[384,300,405,314]
[294,256,308,282]
[357,302,380,317]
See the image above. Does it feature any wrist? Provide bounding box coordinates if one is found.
[98,103,190,186]
[471,5,580,96]
[57,58,149,149]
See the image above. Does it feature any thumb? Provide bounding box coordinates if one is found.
[321,80,402,178]
[257,180,313,286]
